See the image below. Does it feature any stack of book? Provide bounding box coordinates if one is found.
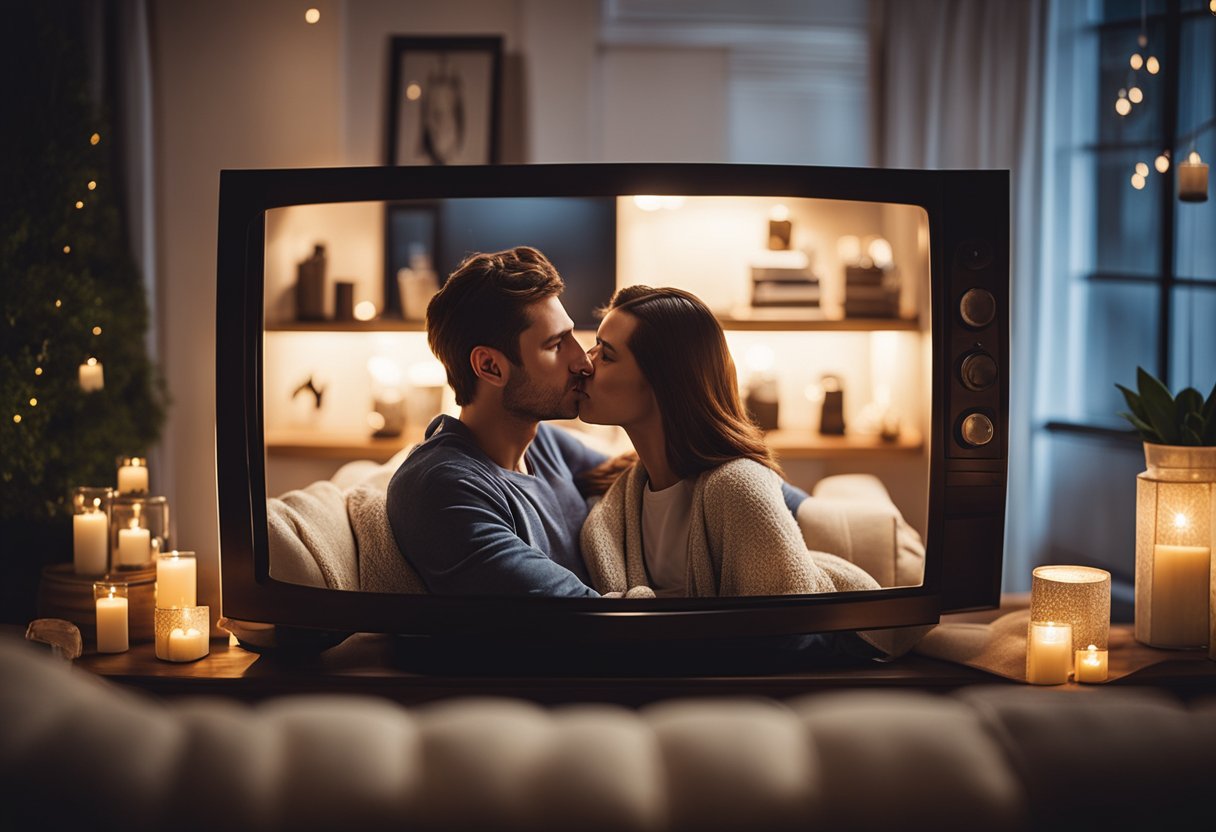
[843,266,899,318]
[750,266,820,308]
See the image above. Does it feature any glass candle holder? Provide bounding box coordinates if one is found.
[1030,565,1111,650]
[71,486,113,575]
[1026,620,1072,685]
[93,581,129,653]
[110,495,169,571]
[116,455,149,495]
[154,605,210,662]
[1135,444,1214,649]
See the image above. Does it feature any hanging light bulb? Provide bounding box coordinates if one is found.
[1155,151,1171,173]
[1128,86,1144,104]
[1135,162,1149,177]
[1131,173,1147,190]
[1146,56,1160,74]
[1130,53,1144,70]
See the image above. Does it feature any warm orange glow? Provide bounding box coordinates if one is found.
[92,326,102,335]
[305,8,320,24]
[1129,53,1144,70]
[1155,153,1170,173]
[90,132,101,145]
[1146,56,1160,74]
[75,200,84,209]
[12,414,21,424]
[34,368,42,376]
[1131,173,1146,190]
[1115,97,1131,116]
[354,300,377,321]
[63,245,71,254]
[87,180,97,190]
[406,83,422,101]
[1128,86,1143,104]
[29,398,37,407]
[1135,162,1149,177]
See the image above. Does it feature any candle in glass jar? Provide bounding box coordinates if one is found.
[117,457,148,494]
[73,498,108,575]
[95,590,128,653]
[167,627,208,662]
[1026,621,1072,685]
[78,357,104,392]
[1151,544,1210,647]
[1178,151,1209,202]
[156,551,196,608]
[1075,644,1108,683]
[116,519,151,567]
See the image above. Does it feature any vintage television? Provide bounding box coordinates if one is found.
[216,163,1008,664]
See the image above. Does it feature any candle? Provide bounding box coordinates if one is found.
[1026,621,1072,685]
[1178,151,1209,202]
[78,357,104,392]
[94,589,128,653]
[1151,544,1211,646]
[117,457,148,494]
[116,519,151,567]
[73,498,108,574]
[167,627,208,662]
[156,551,196,608]
[1075,644,1108,684]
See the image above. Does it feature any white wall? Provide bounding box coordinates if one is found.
[149,0,874,616]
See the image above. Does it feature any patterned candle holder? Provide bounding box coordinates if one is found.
[71,487,114,575]
[154,605,210,662]
[1030,565,1111,651]
[110,495,170,571]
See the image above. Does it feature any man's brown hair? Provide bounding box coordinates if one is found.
[426,246,565,406]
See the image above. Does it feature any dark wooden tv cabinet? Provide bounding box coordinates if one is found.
[65,610,1216,706]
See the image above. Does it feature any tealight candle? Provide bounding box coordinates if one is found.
[116,456,149,494]
[1075,644,1108,683]
[78,357,104,392]
[73,497,109,575]
[1026,620,1072,685]
[156,550,196,609]
[167,627,209,662]
[93,582,129,653]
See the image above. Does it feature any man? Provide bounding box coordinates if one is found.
[387,245,809,597]
[387,246,605,596]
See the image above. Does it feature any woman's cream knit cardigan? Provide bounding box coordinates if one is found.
[580,458,882,598]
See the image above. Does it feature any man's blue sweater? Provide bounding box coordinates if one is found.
[387,416,607,597]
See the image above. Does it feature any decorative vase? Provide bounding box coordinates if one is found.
[1134,443,1215,650]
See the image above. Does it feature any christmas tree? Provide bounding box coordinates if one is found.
[1,4,167,622]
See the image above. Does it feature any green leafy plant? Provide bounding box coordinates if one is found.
[1116,367,1216,446]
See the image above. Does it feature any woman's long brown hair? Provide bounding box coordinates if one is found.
[605,285,781,481]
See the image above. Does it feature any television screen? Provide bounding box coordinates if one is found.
[217,163,1008,648]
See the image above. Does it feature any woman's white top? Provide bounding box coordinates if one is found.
[641,477,695,597]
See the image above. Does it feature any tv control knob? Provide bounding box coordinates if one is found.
[960,413,995,447]
[959,288,996,328]
[960,352,998,391]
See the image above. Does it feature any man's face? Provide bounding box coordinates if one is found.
[502,296,593,421]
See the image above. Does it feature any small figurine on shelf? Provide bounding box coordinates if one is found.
[819,375,846,435]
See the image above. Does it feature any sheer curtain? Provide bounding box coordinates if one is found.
[875,0,1050,591]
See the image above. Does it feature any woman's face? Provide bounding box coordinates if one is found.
[580,308,657,428]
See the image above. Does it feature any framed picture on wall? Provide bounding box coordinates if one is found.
[386,36,503,166]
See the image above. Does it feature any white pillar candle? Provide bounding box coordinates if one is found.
[78,357,104,392]
[117,458,148,494]
[1178,152,1209,202]
[95,593,128,653]
[1026,621,1072,685]
[1075,644,1109,683]
[1151,544,1210,647]
[167,627,208,662]
[116,522,151,567]
[73,500,108,575]
[156,552,196,608]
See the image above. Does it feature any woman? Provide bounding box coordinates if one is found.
[578,285,882,599]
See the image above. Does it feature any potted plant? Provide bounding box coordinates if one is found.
[1116,368,1215,653]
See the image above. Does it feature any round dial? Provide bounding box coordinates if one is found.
[960,413,995,447]
[959,288,996,328]
[960,352,998,391]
